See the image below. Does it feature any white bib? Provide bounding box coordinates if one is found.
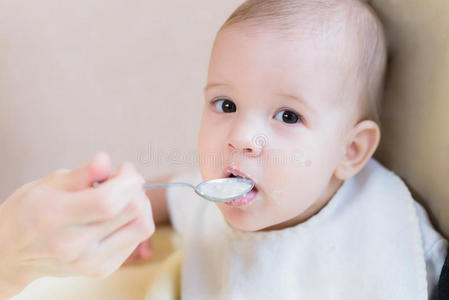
[166,158,444,299]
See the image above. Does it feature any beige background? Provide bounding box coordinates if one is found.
[1,0,448,238]
[371,0,449,237]
[0,0,243,199]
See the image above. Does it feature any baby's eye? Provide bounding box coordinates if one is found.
[274,109,303,124]
[212,99,236,113]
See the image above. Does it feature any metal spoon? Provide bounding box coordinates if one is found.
[143,177,255,203]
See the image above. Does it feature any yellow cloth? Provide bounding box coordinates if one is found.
[11,226,181,300]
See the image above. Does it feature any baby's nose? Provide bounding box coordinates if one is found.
[227,133,267,157]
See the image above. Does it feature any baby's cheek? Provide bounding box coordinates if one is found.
[264,160,318,208]
[264,170,300,202]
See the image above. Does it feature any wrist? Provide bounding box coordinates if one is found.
[0,284,25,300]
[0,277,30,299]
[0,258,34,299]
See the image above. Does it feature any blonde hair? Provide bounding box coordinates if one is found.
[220,0,388,126]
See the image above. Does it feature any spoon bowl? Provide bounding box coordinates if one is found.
[194,177,255,202]
[143,177,255,203]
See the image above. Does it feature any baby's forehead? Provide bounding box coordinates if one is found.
[223,0,369,67]
[212,24,359,100]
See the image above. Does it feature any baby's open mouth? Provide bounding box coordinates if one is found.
[226,173,258,192]
[223,169,259,207]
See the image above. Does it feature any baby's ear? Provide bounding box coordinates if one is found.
[334,120,381,180]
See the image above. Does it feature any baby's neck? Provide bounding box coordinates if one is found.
[259,176,344,232]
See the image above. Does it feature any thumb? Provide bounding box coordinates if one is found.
[61,152,112,191]
[109,161,138,179]
[87,152,112,184]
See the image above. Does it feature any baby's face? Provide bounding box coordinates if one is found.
[198,26,357,231]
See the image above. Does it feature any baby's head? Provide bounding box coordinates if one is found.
[197,0,387,231]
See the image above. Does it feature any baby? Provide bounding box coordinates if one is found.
[147,0,448,299]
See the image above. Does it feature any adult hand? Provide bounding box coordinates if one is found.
[0,153,155,298]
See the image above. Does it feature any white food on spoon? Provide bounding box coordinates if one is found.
[198,177,252,199]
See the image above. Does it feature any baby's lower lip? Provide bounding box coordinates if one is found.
[224,187,258,207]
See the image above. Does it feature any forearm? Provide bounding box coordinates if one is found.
[0,206,31,299]
[0,265,32,300]
[0,281,26,300]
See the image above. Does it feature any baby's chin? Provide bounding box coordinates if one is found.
[217,203,271,232]
[223,217,264,232]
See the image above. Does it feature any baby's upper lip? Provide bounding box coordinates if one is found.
[222,166,255,183]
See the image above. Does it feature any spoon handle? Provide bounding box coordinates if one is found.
[93,181,196,190]
[143,182,196,190]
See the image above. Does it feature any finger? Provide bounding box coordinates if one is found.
[61,174,145,224]
[87,152,112,185]
[72,215,154,278]
[99,214,154,254]
[103,200,154,265]
[45,191,149,262]
[108,161,137,180]
[86,189,149,240]
[136,239,153,259]
[97,189,152,241]
[123,241,152,265]
[98,247,138,277]
[95,202,153,260]
[90,161,138,189]
[74,244,137,278]
[51,152,112,191]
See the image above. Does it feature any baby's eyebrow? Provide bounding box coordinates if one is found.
[277,92,316,116]
[203,82,232,92]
